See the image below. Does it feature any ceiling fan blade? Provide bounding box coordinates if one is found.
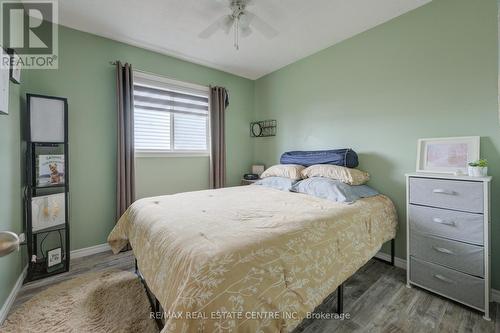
[198,15,233,39]
[245,11,278,39]
[240,26,252,38]
[220,15,234,34]
[212,0,230,7]
[199,21,222,39]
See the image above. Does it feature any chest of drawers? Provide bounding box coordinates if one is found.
[406,173,491,320]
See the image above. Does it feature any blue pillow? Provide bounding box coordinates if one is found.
[280,149,359,168]
[291,177,379,203]
[252,177,297,191]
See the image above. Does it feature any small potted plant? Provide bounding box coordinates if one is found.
[468,159,488,177]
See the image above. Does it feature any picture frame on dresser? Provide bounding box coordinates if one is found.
[416,136,480,174]
[406,173,491,320]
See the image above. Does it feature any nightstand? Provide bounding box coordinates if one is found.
[240,178,260,186]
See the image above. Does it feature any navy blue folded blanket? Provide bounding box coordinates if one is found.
[280,149,359,168]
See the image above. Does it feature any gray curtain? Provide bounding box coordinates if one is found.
[116,62,135,219]
[210,86,229,189]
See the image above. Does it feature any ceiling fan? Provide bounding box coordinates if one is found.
[199,0,278,50]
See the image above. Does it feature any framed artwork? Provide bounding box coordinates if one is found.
[29,96,66,142]
[416,136,480,174]
[7,49,20,84]
[37,155,65,186]
[31,193,66,232]
[47,247,62,267]
[0,47,9,115]
[47,246,64,272]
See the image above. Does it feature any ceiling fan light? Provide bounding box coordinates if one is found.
[239,13,251,28]
[240,26,252,38]
[199,0,277,48]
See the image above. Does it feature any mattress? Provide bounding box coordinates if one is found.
[108,185,397,332]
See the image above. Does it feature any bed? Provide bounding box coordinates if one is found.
[108,185,397,333]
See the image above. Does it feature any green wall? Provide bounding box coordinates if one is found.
[21,25,255,251]
[0,80,23,312]
[135,156,209,198]
[253,0,500,288]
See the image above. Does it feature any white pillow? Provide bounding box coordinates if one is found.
[260,164,305,180]
[301,164,370,185]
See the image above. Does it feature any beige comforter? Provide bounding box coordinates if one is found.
[108,185,397,333]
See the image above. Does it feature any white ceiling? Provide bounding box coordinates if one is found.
[58,0,431,80]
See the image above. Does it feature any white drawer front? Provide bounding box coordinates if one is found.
[410,232,483,277]
[409,205,483,245]
[410,257,484,310]
[409,178,483,213]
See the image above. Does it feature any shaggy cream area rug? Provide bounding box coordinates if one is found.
[1,270,159,333]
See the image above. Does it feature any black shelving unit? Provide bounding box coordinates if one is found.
[25,93,70,282]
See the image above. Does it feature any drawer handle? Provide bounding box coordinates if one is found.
[432,246,454,255]
[432,217,456,226]
[433,274,456,284]
[432,189,457,195]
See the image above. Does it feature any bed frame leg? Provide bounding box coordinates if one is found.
[337,283,344,314]
[135,260,165,331]
[390,239,395,266]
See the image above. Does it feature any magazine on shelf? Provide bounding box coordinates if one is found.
[37,155,65,186]
[31,193,66,232]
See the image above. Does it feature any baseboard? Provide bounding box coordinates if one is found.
[375,251,500,303]
[70,243,112,259]
[0,265,27,325]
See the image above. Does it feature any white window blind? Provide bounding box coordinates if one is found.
[133,72,210,155]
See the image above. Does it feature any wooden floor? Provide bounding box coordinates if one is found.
[11,251,500,333]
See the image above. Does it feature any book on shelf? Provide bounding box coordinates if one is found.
[37,155,65,186]
[31,193,65,232]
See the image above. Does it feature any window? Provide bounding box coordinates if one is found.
[133,72,210,156]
